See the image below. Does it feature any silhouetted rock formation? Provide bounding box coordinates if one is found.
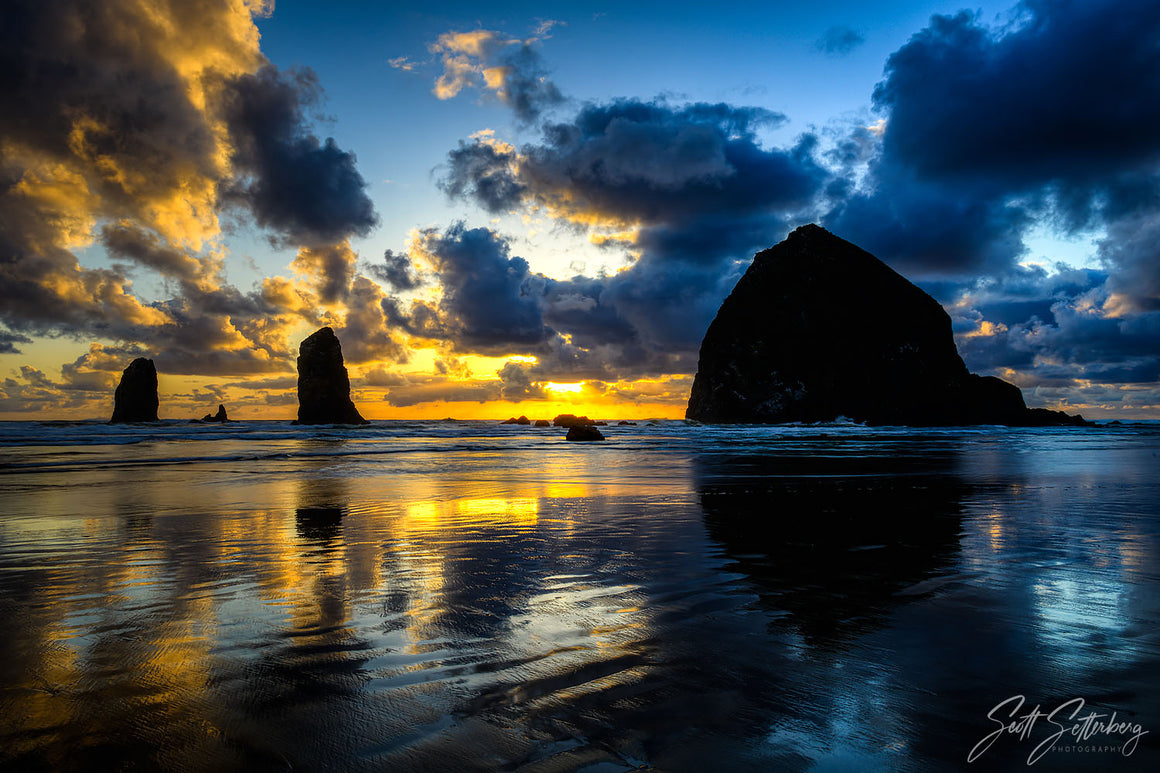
[553,413,595,428]
[294,327,368,425]
[110,358,159,423]
[566,425,605,441]
[534,419,551,427]
[200,404,228,422]
[502,415,531,425]
[687,225,1086,426]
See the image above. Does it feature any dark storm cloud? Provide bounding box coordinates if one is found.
[540,275,635,350]
[145,296,294,376]
[632,212,788,269]
[520,101,822,225]
[428,94,844,382]
[101,224,203,281]
[441,100,827,227]
[816,26,865,56]
[221,65,379,246]
[489,42,566,124]
[595,254,744,353]
[1099,215,1160,312]
[0,331,33,354]
[874,3,1160,196]
[0,0,221,210]
[822,1,1160,285]
[387,224,553,355]
[0,233,158,338]
[440,138,527,213]
[824,169,1032,277]
[291,243,356,304]
[368,249,422,291]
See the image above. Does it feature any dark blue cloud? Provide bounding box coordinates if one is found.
[825,168,1031,278]
[0,330,33,354]
[522,100,821,225]
[828,1,1160,288]
[874,3,1160,196]
[222,65,379,247]
[1099,214,1160,312]
[442,100,825,232]
[440,139,527,212]
[492,42,565,124]
[390,224,554,355]
[368,249,422,292]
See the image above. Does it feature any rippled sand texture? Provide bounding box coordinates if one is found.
[1,421,1158,771]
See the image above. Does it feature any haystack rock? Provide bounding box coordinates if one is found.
[686,225,1086,427]
[110,358,159,423]
[295,327,368,425]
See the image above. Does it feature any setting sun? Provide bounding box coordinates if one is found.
[544,381,583,393]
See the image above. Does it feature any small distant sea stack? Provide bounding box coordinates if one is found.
[110,358,159,423]
[566,425,605,441]
[202,405,228,422]
[552,414,596,428]
[295,327,368,425]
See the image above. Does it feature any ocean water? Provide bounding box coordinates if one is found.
[0,419,1158,772]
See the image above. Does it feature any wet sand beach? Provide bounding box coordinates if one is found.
[1,420,1158,771]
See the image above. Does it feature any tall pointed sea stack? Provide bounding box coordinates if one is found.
[686,225,1084,426]
[110,358,159,423]
[295,327,368,425]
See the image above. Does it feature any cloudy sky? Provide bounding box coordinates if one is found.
[2,0,1158,420]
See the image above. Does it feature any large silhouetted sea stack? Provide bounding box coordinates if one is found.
[295,327,368,425]
[110,358,159,423]
[686,225,1085,426]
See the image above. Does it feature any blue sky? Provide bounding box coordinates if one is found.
[1,0,1157,419]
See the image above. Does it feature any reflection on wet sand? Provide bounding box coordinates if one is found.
[3,427,1160,770]
[697,450,968,644]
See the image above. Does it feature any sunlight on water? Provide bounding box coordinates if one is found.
[1,421,1159,770]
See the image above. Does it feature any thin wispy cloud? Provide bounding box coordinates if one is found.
[816,25,865,56]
